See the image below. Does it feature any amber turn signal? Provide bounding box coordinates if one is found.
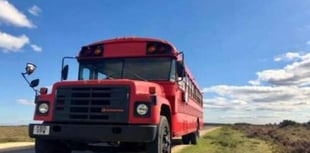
[40,87,48,95]
[149,86,156,94]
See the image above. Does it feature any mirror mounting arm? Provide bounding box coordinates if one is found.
[21,72,31,86]
[21,72,38,96]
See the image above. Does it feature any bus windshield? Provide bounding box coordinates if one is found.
[78,57,175,81]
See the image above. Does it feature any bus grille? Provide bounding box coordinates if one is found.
[53,86,129,123]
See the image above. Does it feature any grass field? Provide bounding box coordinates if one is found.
[0,126,33,143]
[232,122,310,153]
[179,126,280,153]
[179,121,310,153]
[1,121,309,153]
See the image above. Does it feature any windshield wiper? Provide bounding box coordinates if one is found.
[124,69,147,81]
[132,72,147,81]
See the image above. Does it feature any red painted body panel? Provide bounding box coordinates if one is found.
[35,79,164,124]
[104,42,146,58]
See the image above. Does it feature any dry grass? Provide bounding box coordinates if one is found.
[179,127,278,153]
[0,126,33,143]
[232,123,310,153]
[179,121,310,153]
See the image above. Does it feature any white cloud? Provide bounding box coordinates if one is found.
[0,2,41,53]
[0,31,29,52]
[16,99,35,106]
[307,40,310,45]
[203,96,248,110]
[204,51,310,124]
[28,5,41,16]
[203,85,310,113]
[274,52,303,62]
[0,0,34,28]
[219,115,256,119]
[248,79,260,86]
[251,52,310,86]
[30,44,42,52]
[46,85,52,93]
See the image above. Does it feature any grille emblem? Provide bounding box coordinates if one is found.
[101,107,124,113]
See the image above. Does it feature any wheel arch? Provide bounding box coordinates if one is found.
[160,104,171,128]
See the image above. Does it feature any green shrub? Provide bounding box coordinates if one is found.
[279,120,298,128]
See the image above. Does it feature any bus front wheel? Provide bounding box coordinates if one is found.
[146,116,171,153]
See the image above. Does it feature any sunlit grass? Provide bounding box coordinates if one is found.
[233,124,310,153]
[0,126,33,143]
[179,126,280,153]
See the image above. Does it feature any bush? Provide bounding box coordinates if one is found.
[279,120,298,128]
[234,122,251,126]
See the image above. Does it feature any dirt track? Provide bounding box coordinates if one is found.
[1,126,220,153]
[172,126,220,153]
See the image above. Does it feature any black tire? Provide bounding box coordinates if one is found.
[189,131,198,145]
[197,128,200,138]
[146,116,171,153]
[35,139,71,153]
[196,122,200,138]
[181,134,190,144]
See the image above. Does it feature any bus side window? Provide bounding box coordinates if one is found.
[178,77,185,90]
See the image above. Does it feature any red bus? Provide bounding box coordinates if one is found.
[22,37,203,153]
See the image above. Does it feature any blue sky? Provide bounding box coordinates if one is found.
[1,0,310,125]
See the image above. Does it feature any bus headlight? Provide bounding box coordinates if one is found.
[38,103,49,114]
[135,102,150,117]
[137,104,148,115]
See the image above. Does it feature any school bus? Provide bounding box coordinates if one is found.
[22,37,203,153]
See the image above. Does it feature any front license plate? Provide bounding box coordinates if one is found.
[33,125,50,135]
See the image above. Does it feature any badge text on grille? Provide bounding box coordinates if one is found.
[101,108,124,113]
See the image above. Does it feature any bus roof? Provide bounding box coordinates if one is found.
[90,37,175,49]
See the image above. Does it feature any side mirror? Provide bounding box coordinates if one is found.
[30,79,40,88]
[21,63,40,95]
[61,65,69,81]
[25,63,37,75]
[177,61,185,78]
